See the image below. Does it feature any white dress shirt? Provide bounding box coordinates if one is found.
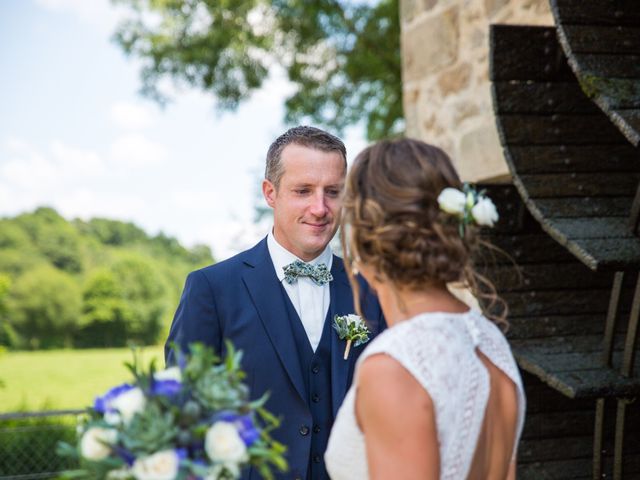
[267,230,332,352]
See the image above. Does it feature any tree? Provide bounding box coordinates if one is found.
[7,266,82,349]
[14,207,83,273]
[112,0,402,140]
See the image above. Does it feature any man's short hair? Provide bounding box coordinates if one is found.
[265,126,347,189]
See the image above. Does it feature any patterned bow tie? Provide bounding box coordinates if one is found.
[283,260,333,286]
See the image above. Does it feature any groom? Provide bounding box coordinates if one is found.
[165,126,385,480]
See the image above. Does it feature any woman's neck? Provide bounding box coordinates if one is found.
[377,283,471,327]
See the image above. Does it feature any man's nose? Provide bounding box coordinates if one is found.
[309,192,329,217]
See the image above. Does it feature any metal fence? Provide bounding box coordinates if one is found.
[0,410,82,479]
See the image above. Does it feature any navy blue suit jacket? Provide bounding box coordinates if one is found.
[165,237,385,479]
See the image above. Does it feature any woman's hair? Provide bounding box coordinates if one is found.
[340,138,507,328]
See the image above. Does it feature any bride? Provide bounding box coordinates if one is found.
[325,139,525,479]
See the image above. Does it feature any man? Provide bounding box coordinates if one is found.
[166,126,385,480]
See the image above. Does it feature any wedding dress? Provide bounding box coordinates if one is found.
[325,309,526,480]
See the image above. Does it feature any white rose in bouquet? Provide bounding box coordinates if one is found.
[437,188,466,216]
[205,421,248,464]
[80,427,117,461]
[154,366,182,382]
[131,450,180,480]
[471,197,499,227]
[110,387,146,425]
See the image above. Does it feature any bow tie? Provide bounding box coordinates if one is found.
[283,260,333,286]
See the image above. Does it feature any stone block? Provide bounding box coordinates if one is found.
[400,0,438,24]
[402,6,459,82]
[457,123,508,181]
[438,62,472,96]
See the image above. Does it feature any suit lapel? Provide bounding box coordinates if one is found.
[242,239,306,402]
[329,256,357,417]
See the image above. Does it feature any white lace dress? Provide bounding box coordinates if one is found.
[325,309,526,480]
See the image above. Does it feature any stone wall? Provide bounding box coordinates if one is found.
[401,0,553,181]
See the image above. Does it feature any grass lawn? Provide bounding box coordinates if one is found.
[0,346,164,413]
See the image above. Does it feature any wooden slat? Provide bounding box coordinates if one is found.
[514,355,640,398]
[503,288,636,317]
[491,263,614,292]
[547,217,635,239]
[507,314,614,340]
[561,24,640,54]
[493,81,599,114]
[520,435,640,463]
[490,25,575,82]
[534,198,633,218]
[522,407,640,438]
[519,173,639,197]
[512,335,622,355]
[572,53,640,79]
[551,0,640,26]
[498,113,627,145]
[479,234,577,265]
[508,145,639,175]
[578,77,640,109]
[568,237,640,270]
[516,350,640,374]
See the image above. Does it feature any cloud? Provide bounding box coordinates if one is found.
[35,0,125,33]
[110,101,157,130]
[1,137,105,191]
[55,187,147,222]
[109,133,169,167]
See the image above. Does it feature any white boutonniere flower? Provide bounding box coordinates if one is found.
[333,314,371,360]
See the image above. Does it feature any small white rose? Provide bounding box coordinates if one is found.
[471,197,499,227]
[437,188,466,216]
[80,427,117,461]
[154,367,182,382]
[131,450,180,480]
[111,387,146,425]
[345,314,361,325]
[205,421,248,464]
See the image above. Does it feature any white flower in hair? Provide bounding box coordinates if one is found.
[437,188,466,216]
[437,184,499,235]
[472,196,499,227]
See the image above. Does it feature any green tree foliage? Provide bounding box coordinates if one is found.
[112,0,402,140]
[14,207,83,273]
[0,208,214,350]
[8,265,82,349]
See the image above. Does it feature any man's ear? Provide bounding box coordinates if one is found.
[262,179,277,208]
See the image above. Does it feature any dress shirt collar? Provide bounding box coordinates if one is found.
[267,229,333,283]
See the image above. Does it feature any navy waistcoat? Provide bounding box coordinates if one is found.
[281,285,334,480]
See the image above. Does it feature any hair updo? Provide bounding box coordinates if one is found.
[341,138,506,326]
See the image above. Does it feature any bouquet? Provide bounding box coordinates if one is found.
[57,342,287,480]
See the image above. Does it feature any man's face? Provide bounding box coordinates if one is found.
[263,143,345,261]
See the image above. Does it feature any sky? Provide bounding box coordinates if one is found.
[0,0,368,260]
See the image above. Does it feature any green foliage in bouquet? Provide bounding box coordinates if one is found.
[57,342,287,480]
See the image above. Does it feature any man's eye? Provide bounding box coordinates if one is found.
[295,189,309,194]
[326,190,340,197]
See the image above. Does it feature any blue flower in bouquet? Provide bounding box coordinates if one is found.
[57,342,288,480]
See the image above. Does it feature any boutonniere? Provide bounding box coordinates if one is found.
[333,314,371,360]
